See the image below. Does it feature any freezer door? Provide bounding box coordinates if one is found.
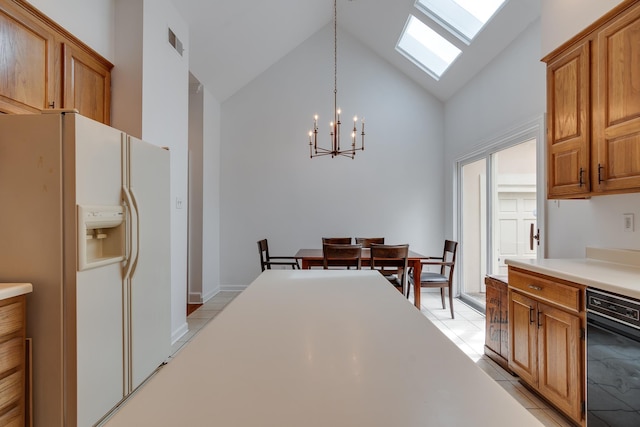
[71,114,127,426]
[127,135,171,391]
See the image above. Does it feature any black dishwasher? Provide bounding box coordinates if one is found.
[587,288,640,426]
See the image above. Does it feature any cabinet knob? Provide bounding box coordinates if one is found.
[528,284,543,291]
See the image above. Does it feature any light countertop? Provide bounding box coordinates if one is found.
[506,248,640,299]
[0,283,32,300]
[104,270,543,427]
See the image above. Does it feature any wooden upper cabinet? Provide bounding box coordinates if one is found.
[0,0,112,124]
[593,2,640,193]
[546,41,591,198]
[544,0,640,198]
[0,1,56,113]
[62,42,111,124]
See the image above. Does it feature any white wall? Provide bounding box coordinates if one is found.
[444,19,546,242]
[202,89,222,301]
[139,0,190,341]
[220,25,444,288]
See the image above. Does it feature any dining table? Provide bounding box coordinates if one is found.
[294,248,429,309]
[103,270,544,427]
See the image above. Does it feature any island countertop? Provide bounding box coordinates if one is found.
[506,247,640,299]
[103,270,542,427]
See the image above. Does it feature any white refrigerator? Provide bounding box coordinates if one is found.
[0,111,171,426]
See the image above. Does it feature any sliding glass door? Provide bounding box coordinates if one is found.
[457,122,543,312]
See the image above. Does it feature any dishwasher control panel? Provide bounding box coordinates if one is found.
[587,289,640,329]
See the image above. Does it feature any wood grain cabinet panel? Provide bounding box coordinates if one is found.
[484,276,511,372]
[62,42,111,124]
[543,0,640,198]
[0,1,56,113]
[593,3,640,192]
[546,41,591,198]
[508,267,585,426]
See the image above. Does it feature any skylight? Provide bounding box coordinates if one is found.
[416,0,507,43]
[396,15,461,80]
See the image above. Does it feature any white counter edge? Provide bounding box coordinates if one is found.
[0,283,33,300]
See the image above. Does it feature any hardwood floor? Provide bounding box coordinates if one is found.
[186,303,202,316]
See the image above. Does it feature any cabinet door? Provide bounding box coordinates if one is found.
[537,302,582,422]
[546,41,591,198]
[593,2,640,193]
[0,2,57,113]
[62,42,111,124]
[508,291,537,385]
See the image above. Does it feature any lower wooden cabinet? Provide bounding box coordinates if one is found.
[0,295,26,426]
[508,267,585,426]
[484,275,510,371]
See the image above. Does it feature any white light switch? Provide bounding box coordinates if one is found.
[623,213,634,232]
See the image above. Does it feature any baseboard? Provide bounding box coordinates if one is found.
[220,284,248,292]
[171,321,189,345]
[202,287,219,303]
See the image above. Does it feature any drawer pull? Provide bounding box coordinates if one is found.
[528,284,543,291]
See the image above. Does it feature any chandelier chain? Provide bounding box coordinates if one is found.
[334,0,337,100]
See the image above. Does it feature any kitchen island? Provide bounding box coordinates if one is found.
[103,270,542,426]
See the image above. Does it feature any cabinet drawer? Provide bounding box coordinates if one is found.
[509,269,582,312]
[0,301,23,337]
[0,338,23,373]
[0,371,22,412]
[0,404,22,427]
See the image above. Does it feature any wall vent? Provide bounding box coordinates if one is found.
[168,27,184,56]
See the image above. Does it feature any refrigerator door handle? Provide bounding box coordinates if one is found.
[122,188,136,280]
[128,188,140,278]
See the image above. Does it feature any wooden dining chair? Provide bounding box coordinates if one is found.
[322,243,362,269]
[369,244,409,294]
[408,240,458,318]
[322,237,352,244]
[257,239,300,272]
[354,237,385,248]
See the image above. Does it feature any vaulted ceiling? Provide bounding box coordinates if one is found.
[172,0,540,103]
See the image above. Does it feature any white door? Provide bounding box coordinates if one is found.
[72,113,126,426]
[493,191,537,275]
[127,136,171,391]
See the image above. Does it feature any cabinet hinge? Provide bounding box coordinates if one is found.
[582,401,586,415]
[580,328,585,340]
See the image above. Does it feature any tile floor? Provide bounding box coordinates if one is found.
[173,289,576,427]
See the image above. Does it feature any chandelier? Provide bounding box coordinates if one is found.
[308,0,365,159]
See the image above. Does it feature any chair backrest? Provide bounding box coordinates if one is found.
[257,239,270,271]
[354,237,385,248]
[322,243,362,269]
[440,240,459,279]
[322,237,352,244]
[370,244,409,284]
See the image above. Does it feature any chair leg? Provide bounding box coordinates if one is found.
[448,285,454,319]
[440,288,446,309]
